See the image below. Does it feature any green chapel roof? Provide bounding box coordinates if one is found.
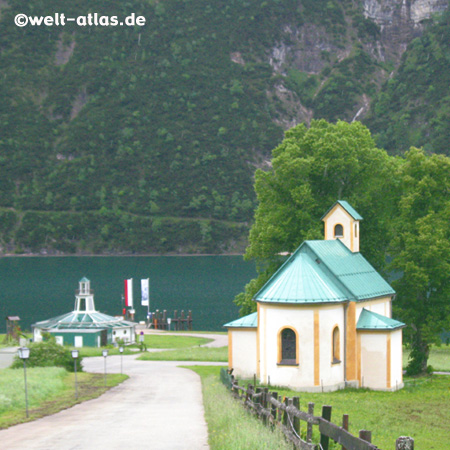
[357,308,405,330]
[224,312,258,328]
[321,200,363,221]
[254,240,395,304]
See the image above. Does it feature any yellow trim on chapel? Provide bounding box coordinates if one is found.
[314,310,320,386]
[346,302,357,381]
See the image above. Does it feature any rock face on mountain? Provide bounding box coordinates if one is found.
[363,0,448,59]
[266,0,448,128]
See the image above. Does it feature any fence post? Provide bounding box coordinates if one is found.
[262,388,269,425]
[283,397,289,427]
[359,430,372,443]
[246,384,253,403]
[342,414,349,450]
[293,397,300,437]
[320,405,332,450]
[270,392,278,425]
[255,387,262,417]
[232,379,239,397]
[307,402,314,443]
[396,437,414,450]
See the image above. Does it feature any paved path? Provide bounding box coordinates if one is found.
[0,347,17,369]
[0,354,220,450]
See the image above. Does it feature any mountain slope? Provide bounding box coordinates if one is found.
[0,0,448,254]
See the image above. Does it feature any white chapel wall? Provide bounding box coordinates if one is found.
[259,304,345,390]
[360,332,387,389]
[318,306,345,387]
[230,329,257,378]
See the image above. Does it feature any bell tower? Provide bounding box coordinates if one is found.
[74,277,96,312]
[321,201,362,252]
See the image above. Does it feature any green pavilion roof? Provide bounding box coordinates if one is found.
[224,312,258,328]
[33,311,135,330]
[321,200,363,221]
[357,308,405,330]
[254,240,395,304]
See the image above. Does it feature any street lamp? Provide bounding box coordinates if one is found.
[119,346,124,374]
[102,349,108,387]
[167,317,172,331]
[17,347,30,418]
[71,350,79,400]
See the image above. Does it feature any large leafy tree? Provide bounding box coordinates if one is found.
[390,148,450,375]
[236,119,397,315]
[236,121,450,375]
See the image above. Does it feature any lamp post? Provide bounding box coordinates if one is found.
[71,350,79,400]
[167,317,172,331]
[119,346,124,374]
[17,347,30,418]
[102,349,108,387]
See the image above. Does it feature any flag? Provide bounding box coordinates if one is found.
[141,278,149,307]
[124,278,133,307]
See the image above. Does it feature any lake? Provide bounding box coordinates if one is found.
[0,255,257,333]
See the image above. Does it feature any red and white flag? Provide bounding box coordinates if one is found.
[124,278,133,307]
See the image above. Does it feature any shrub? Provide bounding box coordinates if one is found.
[11,340,81,372]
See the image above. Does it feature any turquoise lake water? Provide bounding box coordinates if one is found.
[0,255,256,333]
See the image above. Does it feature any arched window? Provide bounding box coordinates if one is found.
[334,224,344,238]
[332,326,340,364]
[279,328,297,365]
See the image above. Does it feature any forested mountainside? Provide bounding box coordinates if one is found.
[0,0,448,255]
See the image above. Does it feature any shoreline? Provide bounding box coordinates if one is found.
[1,252,246,258]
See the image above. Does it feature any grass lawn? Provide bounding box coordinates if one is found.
[0,367,127,429]
[236,375,450,450]
[403,344,450,371]
[186,365,292,450]
[72,334,213,357]
[142,334,213,348]
[138,346,228,362]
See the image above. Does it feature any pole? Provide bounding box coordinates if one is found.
[74,358,78,400]
[23,359,29,418]
[102,349,108,387]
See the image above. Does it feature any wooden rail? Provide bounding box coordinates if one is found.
[221,369,414,450]
[149,309,192,331]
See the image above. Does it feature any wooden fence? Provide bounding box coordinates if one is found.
[220,369,414,450]
[150,309,192,331]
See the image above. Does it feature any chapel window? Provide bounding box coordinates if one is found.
[332,326,340,364]
[334,224,344,238]
[280,328,297,365]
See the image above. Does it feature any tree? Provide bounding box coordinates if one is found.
[235,121,450,376]
[389,148,450,375]
[236,119,397,314]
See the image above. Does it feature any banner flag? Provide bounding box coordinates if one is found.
[141,278,149,306]
[124,278,133,307]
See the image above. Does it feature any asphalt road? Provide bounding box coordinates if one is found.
[0,354,216,450]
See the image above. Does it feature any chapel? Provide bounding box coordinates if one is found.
[225,201,405,391]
